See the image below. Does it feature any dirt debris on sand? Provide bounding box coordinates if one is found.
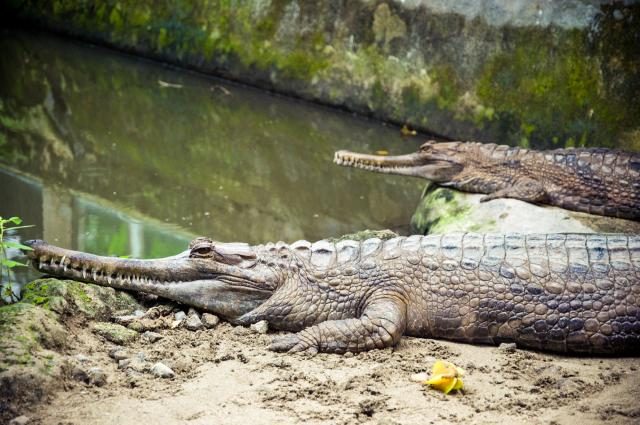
[2,281,640,425]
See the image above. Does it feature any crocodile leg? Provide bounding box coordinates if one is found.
[270,297,407,354]
[480,178,548,203]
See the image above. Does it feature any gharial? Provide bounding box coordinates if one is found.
[24,233,640,355]
[334,141,640,221]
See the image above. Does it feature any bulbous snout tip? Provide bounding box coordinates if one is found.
[22,239,45,256]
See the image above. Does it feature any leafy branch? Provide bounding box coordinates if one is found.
[0,216,33,303]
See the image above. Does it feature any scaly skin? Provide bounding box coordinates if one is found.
[25,233,640,355]
[334,142,640,221]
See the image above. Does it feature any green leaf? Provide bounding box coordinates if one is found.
[3,241,33,250]
[7,217,22,225]
[1,259,27,268]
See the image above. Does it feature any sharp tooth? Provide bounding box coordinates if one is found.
[39,260,43,269]
[93,270,98,280]
[107,276,112,284]
[50,258,56,267]
[82,269,87,279]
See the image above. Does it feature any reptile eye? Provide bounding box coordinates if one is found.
[190,245,213,257]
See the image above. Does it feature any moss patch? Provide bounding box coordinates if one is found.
[0,302,66,372]
[3,1,639,148]
[410,187,474,235]
[92,322,137,345]
[21,279,141,320]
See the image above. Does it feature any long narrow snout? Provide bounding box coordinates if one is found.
[334,150,461,180]
[22,240,273,318]
[24,239,192,288]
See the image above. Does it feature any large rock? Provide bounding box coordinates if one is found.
[20,279,142,320]
[0,279,142,422]
[3,1,638,148]
[0,303,66,422]
[411,187,640,235]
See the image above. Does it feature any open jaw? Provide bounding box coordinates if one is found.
[333,150,461,179]
[23,240,274,319]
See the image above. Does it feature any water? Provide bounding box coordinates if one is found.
[0,28,426,290]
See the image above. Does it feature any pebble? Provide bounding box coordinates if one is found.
[9,415,30,425]
[499,342,517,353]
[88,367,108,387]
[119,354,148,373]
[613,9,624,20]
[109,347,130,361]
[114,310,145,325]
[142,331,164,343]
[73,353,90,363]
[174,311,187,321]
[250,320,269,334]
[126,370,143,388]
[185,312,204,331]
[202,313,220,328]
[151,362,175,378]
[70,365,89,383]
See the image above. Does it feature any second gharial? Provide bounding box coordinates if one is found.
[334,141,640,221]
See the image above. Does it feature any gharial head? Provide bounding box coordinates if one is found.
[23,237,283,320]
[334,141,466,182]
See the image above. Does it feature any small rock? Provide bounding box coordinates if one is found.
[151,362,175,378]
[499,342,517,353]
[126,370,143,387]
[93,322,137,345]
[127,317,164,332]
[118,353,148,373]
[109,347,130,361]
[142,331,164,343]
[174,311,187,321]
[69,362,90,383]
[114,310,145,325]
[250,320,269,334]
[185,313,204,331]
[202,313,220,328]
[344,352,354,358]
[73,353,90,363]
[88,367,108,387]
[170,319,183,329]
[613,9,624,20]
[9,415,30,425]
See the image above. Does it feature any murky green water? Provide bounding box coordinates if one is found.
[0,28,426,287]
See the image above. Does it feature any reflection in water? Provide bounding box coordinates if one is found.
[0,28,425,267]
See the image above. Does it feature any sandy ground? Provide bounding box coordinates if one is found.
[13,306,640,425]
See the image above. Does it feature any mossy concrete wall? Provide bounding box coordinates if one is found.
[4,0,639,148]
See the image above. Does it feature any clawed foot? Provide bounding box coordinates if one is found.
[269,333,319,355]
[479,193,499,202]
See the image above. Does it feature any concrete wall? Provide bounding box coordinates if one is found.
[5,0,639,148]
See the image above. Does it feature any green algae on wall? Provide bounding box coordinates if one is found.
[3,0,640,148]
